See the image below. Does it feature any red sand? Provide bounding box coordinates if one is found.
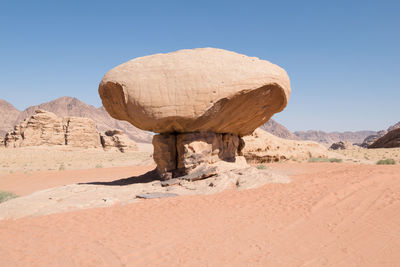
[1,163,399,266]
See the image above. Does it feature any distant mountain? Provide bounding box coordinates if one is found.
[13,97,153,143]
[259,119,298,140]
[294,130,377,146]
[0,99,20,136]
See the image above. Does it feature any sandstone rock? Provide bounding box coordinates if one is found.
[100,129,137,152]
[368,128,400,148]
[153,132,244,179]
[3,110,137,151]
[64,117,102,148]
[242,129,329,163]
[329,141,353,150]
[5,110,65,147]
[99,48,290,136]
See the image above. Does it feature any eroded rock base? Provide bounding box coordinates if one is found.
[153,132,245,179]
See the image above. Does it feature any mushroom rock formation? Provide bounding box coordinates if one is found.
[99,48,291,179]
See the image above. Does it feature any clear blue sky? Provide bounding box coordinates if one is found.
[0,0,399,132]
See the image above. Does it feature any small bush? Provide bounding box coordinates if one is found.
[256,164,267,170]
[95,164,103,169]
[58,163,65,171]
[376,159,396,165]
[0,191,18,203]
[328,158,343,163]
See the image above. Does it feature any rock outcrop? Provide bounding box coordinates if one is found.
[14,96,152,143]
[3,110,136,151]
[329,141,353,150]
[99,48,291,179]
[5,110,65,148]
[64,117,102,148]
[242,129,329,163]
[368,128,400,148]
[100,130,137,152]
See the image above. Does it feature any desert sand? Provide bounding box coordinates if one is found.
[1,161,399,266]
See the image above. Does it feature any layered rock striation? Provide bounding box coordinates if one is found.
[99,48,291,179]
[2,110,136,152]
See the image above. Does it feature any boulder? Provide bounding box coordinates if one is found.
[329,141,353,150]
[368,128,400,148]
[99,48,290,136]
[99,48,291,178]
[100,129,137,152]
[242,129,329,163]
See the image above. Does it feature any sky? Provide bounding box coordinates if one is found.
[0,0,399,132]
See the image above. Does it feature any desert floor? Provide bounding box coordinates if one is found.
[0,148,399,266]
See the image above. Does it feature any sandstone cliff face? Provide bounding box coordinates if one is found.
[242,129,329,163]
[64,117,102,148]
[368,128,400,148]
[3,110,136,151]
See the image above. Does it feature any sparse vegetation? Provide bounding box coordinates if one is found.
[308,157,343,163]
[256,164,267,169]
[95,164,103,168]
[0,191,18,203]
[376,159,396,165]
[58,163,65,171]
[328,158,343,163]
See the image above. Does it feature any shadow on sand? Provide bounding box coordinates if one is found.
[79,169,160,186]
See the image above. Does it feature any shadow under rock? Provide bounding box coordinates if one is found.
[79,169,160,186]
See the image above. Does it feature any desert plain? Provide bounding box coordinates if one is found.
[0,144,399,266]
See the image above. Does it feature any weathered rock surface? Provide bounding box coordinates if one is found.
[368,128,400,148]
[5,110,65,148]
[329,141,353,150]
[64,117,102,148]
[100,130,137,152]
[14,96,152,143]
[242,129,330,163]
[99,47,291,136]
[153,132,244,179]
[3,110,136,151]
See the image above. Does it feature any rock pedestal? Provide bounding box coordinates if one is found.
[153,132,244,179]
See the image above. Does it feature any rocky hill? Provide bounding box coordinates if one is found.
[293,130,377,146]
[259,119,298,140]
[362,121,400,148]
[0,99,20,136]
[9,97,152,143]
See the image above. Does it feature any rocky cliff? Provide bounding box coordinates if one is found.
[3,110,136,152]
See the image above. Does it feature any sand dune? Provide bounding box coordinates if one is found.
[1,162,399,266]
